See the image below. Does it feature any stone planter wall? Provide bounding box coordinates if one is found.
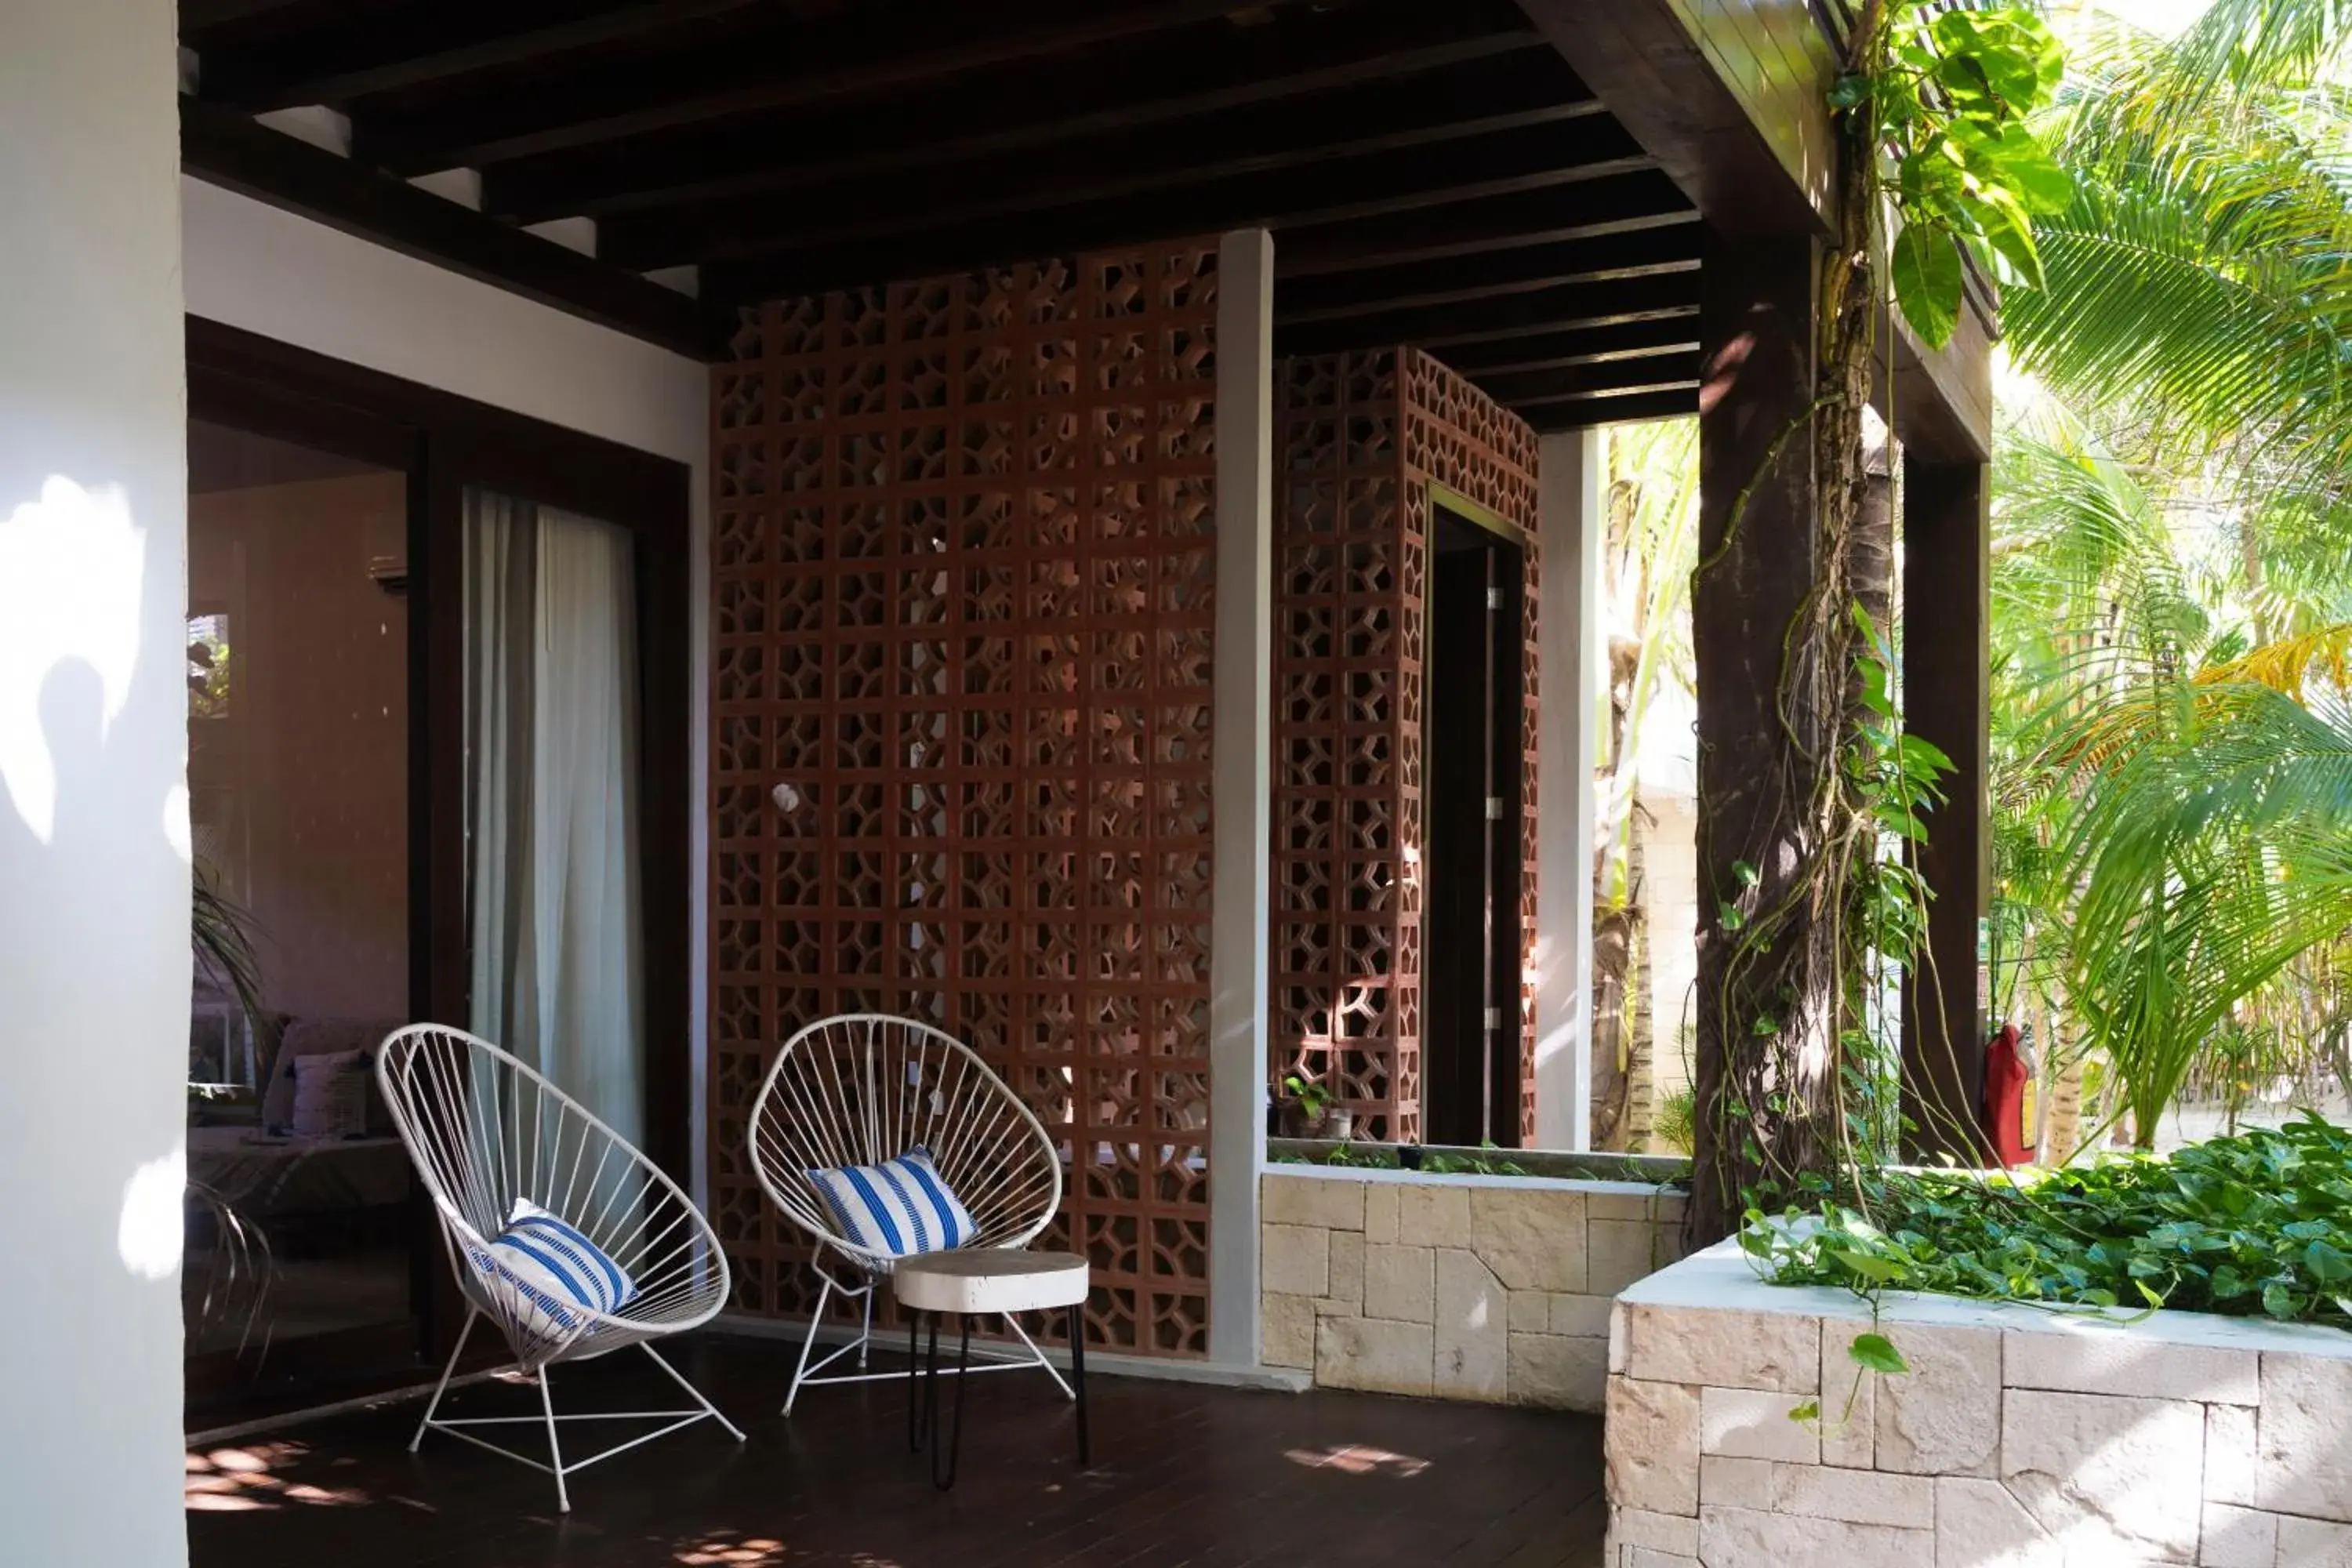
[1606,1239,2352,1566]
[1261,1167,1686,1410]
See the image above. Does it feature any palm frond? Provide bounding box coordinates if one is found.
[192,862,269,1062]
[2195,621,2352,691]
[2170,0,2352,97]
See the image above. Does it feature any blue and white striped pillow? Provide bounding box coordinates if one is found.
[805,1146,975,1257]
[458,1198,636,1350]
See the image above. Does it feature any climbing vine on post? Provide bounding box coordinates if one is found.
[1690,0,2067,1241]
[1842,4,2071,347]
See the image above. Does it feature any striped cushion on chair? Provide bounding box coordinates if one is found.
[458,1198,637,1351]
[805,1146,975,1257]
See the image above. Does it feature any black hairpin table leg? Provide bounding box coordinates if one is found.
[906,1308,925,1453]
[1068,1304,1090,1468]
[929,1316,970,1491]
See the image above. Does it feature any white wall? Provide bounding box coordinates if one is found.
[0,3,191,1562]
[179,179,716,1198]
[1536,430,1604,1149]
[1207,229,1275,1367]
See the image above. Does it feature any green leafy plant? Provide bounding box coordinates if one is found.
[1837,1,2072,345]
[1750,1113,2352,1329]
[1282,1073,1330,1119]
[193,860,267,1057]
[1653,1087,1698,1158]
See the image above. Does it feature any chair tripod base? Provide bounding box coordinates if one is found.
[410,1316,745,1512]
[783,1274,1060,1414]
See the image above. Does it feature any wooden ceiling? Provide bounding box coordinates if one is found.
[180,0,1702,428]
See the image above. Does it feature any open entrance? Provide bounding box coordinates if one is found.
[1423,500,1527,1149]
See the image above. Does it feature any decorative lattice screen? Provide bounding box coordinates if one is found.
[709,242,1220,1356]
[1272,348,1541,1145]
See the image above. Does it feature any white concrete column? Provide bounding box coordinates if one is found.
[0,3,191,1563]
[1535,429,1604,1150]
[1207,228,1274,1365]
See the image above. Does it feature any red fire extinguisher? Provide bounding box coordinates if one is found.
[1980,1022,2037,1168]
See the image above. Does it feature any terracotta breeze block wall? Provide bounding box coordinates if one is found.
[708,242,1220,1356]
[1272,348,1541,1144]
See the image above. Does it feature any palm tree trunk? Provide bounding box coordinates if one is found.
[2034,980,2082,1164]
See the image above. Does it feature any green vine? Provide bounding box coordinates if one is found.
[1693,0,2069,1247]
[1692,0,2071,1406]
[1839,4,2072,347]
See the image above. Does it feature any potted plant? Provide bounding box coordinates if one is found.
[1279,1073,1353,1141]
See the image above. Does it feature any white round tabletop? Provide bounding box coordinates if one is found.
[891,1248,1091,1316]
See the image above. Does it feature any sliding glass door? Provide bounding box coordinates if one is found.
[185,319,691,1424]
[183,414,422,1417]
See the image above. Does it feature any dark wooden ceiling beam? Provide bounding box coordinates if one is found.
[1475,351,1701,403]
[1511,0,1830,237]
[608,64,1615,272]
[1511,376,1700,412]
[1278,227,1697,325]
[1274,271,1697,358]
[480,10,1552,225]
[696,125,1655,308]
[1519,384,1697,430]
[354,0,1319,175]
[1274,172,1695,277]
[180,0,412,47]
[1432,314,1700,376]
[179,96,710,358]
[201,0,764,113]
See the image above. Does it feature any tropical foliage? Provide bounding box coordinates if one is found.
[1590,420,1699,1150]
[1983,0,2352,1153]
[1754,1113,2352,1328]
[1838,1,2072,343]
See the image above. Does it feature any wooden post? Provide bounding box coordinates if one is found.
[1900,455,1992,1162]
[1689,228,1820,1240]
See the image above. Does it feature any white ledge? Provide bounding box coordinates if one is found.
[1266,1162,1681,1199]
[1627,1236,2352,1359]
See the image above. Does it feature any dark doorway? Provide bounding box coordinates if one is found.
[1425,504,1526,1149]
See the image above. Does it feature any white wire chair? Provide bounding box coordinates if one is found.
[376,1025,743,1512]
[746,1013,1068,1414]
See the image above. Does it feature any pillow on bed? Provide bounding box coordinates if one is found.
[289,1048,371,1138]
[456,1198,636,1348]
[804,1146,975,1257]
[261,1017,401,1134]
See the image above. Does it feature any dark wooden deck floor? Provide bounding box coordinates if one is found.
[185,1332,1606,1568]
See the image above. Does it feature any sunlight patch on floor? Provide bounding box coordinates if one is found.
[185,1440,371,1512]
[1283,1443,1432,1478]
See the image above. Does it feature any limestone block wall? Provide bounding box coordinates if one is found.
[1261,1167,1686,1410]
[1606,1240,2352,1566]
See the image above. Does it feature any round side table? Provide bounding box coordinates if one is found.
[892,1249,1091,1490]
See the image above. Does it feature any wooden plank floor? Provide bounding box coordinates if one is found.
[186,1332,1606,1567]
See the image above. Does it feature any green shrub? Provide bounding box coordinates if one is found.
[1653,1087,1698,1156]
[1751,1113,2352,1329]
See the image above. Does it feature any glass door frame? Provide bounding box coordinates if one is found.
[187,317,694,1367]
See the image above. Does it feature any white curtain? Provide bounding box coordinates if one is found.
[465,489,644,1147]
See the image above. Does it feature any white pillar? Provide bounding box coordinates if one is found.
[1207,228,1274,1365]
[0,4,191,1562]
[1535,429,1603,1150]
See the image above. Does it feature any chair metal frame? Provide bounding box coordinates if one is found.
[377,1024,745,1511]
[745,1013,1072,1414]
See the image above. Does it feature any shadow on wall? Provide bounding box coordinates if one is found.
[0,469,194,1549]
